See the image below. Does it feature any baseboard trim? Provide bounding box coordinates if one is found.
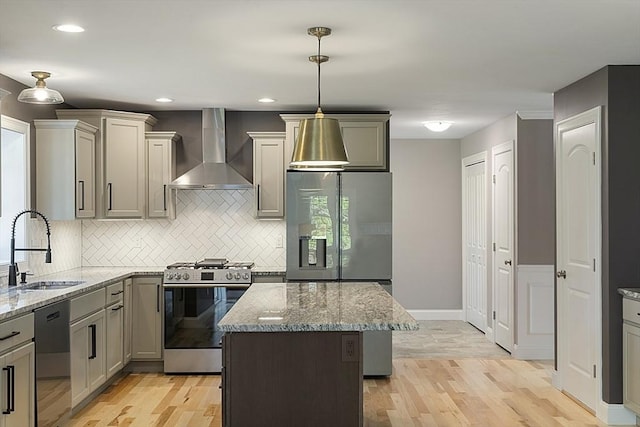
[596,400,637,425]
[407,309,464,321]
[512,344,554,360]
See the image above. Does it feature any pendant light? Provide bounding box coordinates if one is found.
[290,27,349,169]
[17,71,64,104]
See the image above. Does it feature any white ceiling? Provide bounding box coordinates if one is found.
[1,0,639,139]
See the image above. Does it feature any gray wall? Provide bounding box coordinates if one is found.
[0,74,75,209]
[554,65,640,404]
[460,114,517,316]
[390,138,462,310]
[516,117,554,264]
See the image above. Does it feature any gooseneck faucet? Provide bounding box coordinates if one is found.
[8,209,52,287]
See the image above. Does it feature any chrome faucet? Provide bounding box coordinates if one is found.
[8,209,52,287]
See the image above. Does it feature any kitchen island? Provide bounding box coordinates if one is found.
[218,281,418,427]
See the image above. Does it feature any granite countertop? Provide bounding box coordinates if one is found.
[218,281,419,333]
[0,267,164,321]
[619,288,640,301]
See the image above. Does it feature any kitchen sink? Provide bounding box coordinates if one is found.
[22,280,85,291]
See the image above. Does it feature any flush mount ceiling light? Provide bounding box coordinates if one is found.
[258,97,276,103]
[290,26,348,169]
[423,121,453,132]
[52,24,85,33]
[17,71,64,104]
[155,97,173,103]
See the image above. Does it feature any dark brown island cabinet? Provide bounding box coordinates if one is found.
[218,282,418,427]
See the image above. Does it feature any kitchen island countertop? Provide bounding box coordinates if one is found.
[218,281,418,332]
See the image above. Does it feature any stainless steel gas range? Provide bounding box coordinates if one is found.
[163,258,253,373]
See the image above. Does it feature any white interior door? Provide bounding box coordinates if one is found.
[556,106,600,411]
[463,154,487,331]
[492,141,514,352]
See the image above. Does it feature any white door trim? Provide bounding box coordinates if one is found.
[461,151,488,332]
[555,106,602,414]
[491,140,515,350]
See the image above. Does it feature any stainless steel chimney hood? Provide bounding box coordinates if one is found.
[169,108,253,190]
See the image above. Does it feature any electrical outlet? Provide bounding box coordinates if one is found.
[133,238,142,249]
[342,334,358,362]
[275,234,283,248]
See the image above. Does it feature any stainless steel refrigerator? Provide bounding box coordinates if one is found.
[286,170,393,375]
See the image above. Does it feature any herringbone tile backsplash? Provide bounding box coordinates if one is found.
[82,190,286,268]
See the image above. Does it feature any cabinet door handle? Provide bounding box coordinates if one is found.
[157,284,160,313]
[7,366,14,413]
[2,366,10,414]
[78,180,85,211]
[0,331,20,341]
[256,184,261,211]
[107,183,113,210]
[89,324,97,359]
[163,184,167,211]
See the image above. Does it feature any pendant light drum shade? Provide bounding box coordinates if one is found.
[17,71,64,104]
[290,27,349,169]
[290,114,348,167]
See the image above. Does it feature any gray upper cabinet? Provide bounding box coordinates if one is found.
[56,109,157,219]
[146,131,180,219]
[249,131,285,218]
[280,113,390,170]
[35,119,98,220]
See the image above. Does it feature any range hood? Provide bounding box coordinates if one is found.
[169,108,253,190]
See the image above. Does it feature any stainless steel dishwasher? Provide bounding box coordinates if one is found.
[34,300,71,427]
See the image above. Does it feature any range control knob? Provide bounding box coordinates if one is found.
[167,272,175,280]
[243,272,250,280]
[226,272,234,281]
[182,272,190,280]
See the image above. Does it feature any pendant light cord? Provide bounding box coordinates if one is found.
[317,35,321,111]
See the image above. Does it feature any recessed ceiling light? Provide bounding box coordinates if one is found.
[52,24,85,33]
[155,97,173,103]
[423,121,453,132]
[258,97,276,103]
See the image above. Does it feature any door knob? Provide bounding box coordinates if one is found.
[504,259,512,266]
[556,270,567,279]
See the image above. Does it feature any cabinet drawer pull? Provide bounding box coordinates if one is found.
[111,290,124,296]
[111,304,124,311]
[0,331,20,341]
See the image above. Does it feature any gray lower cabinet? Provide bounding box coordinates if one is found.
[0,313,35,427]
[105,282,125,379]
[623,297,640,414]
[131,277,163,360]
[70,288,107,408]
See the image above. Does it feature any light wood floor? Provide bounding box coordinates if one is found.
[67,322,636,427]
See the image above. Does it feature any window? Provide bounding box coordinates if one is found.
[0,115,30,271]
